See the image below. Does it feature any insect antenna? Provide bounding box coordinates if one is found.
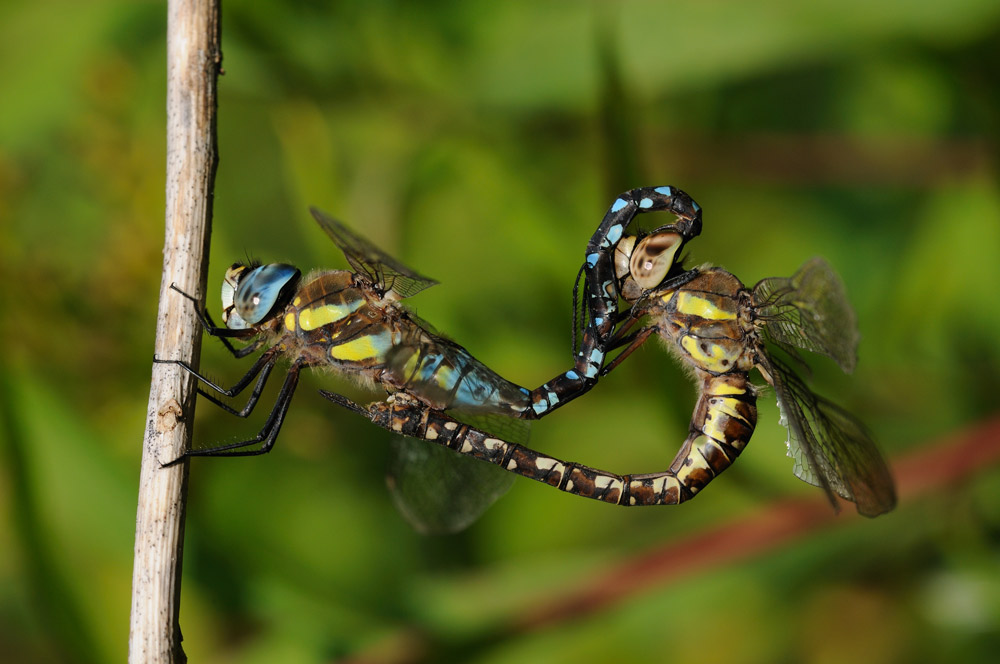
[242,249,262,269]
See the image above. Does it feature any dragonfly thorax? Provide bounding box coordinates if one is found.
[221,262,301,330]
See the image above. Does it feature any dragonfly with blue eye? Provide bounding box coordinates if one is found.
[326,190,896,517]
[156,188,702,531]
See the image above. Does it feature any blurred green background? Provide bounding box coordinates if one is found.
[3,1,1000,662]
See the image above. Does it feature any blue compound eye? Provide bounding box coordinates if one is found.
[630,232,682,290]
[225,263,300,328]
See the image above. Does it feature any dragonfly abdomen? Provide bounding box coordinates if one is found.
[361,374,756,507]
[665,373,757,499]
[385,331,532,416]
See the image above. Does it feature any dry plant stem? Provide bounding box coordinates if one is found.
[129,1,220,662]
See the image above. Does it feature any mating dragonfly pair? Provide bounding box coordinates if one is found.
[159,186,895,531]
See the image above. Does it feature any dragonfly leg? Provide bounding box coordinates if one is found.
[154,349,280,417]
[600,325,659,376]
[170,283,261,357]
[162,363,302,466]
[318,390,370,417]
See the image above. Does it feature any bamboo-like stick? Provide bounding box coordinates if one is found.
[129,2,220,662]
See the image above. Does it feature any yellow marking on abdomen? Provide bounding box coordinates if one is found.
[711,395,751,424]
[713,382,746,395]
[329,330,390,362]
[298,300,365,331]
[701,415,729,444]
[400,352,420,380]
[594,475,623,492]
[628,475,681,505]
[674,438,712,488]
[432,364,456,390]
[397,352,457,390]
[676,292,736,320]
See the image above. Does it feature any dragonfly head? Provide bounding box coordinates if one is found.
[614,231,685,302]
[221,262,301,329]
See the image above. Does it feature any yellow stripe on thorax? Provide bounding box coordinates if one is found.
[329,330,391,362]
[297,299,365,331]
[675,292,736,320]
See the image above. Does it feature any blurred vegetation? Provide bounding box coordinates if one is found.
[2,1,1000,662]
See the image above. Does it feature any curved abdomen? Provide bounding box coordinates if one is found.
[364,373,756,506]
[629,373,757,504]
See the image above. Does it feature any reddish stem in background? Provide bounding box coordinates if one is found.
[509,414,1000,633]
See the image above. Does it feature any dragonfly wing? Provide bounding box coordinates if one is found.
[753,257,859,373]
[762,354,896,517]
[386,413,527,534]
[310,207,438,299]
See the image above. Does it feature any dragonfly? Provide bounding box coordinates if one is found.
[326,189,896,517]
[156,193,699,530]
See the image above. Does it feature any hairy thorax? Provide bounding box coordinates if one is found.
[640,268,758,378]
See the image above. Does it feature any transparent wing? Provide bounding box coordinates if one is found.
[752,257,859,373]
[387,413,527,534]
[761,353,896,517]
[384,335,533,417]
[310,207,438,299]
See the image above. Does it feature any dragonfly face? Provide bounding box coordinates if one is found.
[220,262,301,330]
[613,230,685,302]
[183,210,548,422]
[162,207,552,529]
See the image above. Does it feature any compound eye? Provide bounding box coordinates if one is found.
[629,232,681,290]
[232,263,300,327]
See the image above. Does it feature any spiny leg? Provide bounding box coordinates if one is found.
[600,325,659,376]
[154,348,280,418]
[162,364,302,466]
